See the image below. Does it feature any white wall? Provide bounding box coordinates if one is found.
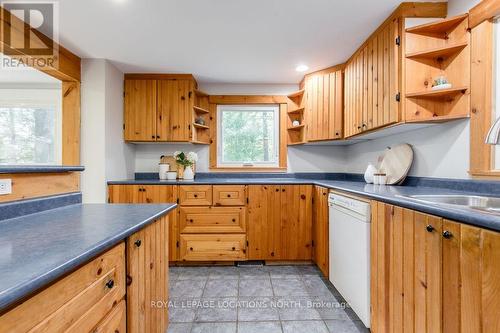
[81,59,135,203]
[448,0,480,16]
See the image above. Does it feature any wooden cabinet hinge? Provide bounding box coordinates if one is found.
[123,124,125,130]
[246,197,249,204]
[176,198,179,204]
[395,92,401,102]
[246,240,249,247]
[311,240,315,247]
[395,35,401,46]
[176,241,179,248]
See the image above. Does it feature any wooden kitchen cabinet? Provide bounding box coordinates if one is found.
[108,184,180,262]
[126,215,169,333]
[124,79,157,141]
[0,244,126,333]
[124,75,210,144]
[371,201,500,333]
[312,186,329,277]
[344,18,400,138]
[304,68,343,141]
[247,185,312,261]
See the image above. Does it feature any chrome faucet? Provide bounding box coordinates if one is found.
[486,116,500,145]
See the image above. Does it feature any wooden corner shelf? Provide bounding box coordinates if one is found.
[194,89,209,97]
[287,124,305,131]
[288,141,307,146]
[287,89,305,99]
[405,113,470,124]
[406,86,468,98]
[193,123,209,130]
[406,42,467,60]
[193,106,209,114]
[405,14,468,38]
[191,140,210,145]
[288,107,305,115]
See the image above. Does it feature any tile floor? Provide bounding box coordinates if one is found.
[167,264,369,333]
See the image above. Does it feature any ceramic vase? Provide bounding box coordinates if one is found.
[364,163,377,184]
[184,165,195,180]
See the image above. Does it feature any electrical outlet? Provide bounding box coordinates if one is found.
[0,179,12,195]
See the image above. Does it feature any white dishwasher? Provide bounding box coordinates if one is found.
[328,192,371,328]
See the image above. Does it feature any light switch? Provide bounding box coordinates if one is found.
[0,179,12,195]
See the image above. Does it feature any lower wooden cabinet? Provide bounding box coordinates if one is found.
[93,300,126,333]
[109,184,180,262]
[180,206,246,233]
[180,234,247,261]
[371,201,500,333]
[312,186,329,277]
[247,185,313,261]
[126,215,169,333]
[0,244,126,333]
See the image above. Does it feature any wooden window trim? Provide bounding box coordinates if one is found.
[208,96,288,172]
[0,6,81,166]
[469,1,500,178]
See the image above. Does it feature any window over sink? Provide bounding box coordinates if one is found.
[217,105,280,168]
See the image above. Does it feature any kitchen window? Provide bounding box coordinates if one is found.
[217,105,280,168]
[0,89,62,165]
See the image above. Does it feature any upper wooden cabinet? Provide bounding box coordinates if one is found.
[304,68,344,141]
[124,79,157,141]
[345,18,401,138]
[124,75,210,144]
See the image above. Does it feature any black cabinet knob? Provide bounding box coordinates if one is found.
[232,247,236,251]
[194,194,198,198]
[134,239,142,247]
[232,219,236,222]
[190,247,194,251]
[443,230,453,239]
[426,225,435,233]
[105,279,114,289]
[227,194,231,197]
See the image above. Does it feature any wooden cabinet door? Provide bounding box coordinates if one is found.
[127,216,169,333]
[305,71,343,141]
[247,185,281,260]
[124,79,157,141]
[213,185,247,206]
[108,185,179,262]
[280,185,313,260]
[169,80,193,142]
[312,186,329,277]
[344,18,400,138]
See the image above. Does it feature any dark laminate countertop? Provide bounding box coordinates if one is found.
[0,203,176,313]
[0,165,85,174]
[108,177,500,232]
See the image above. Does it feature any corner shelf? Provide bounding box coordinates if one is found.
[405,14,468,38]
[287,89,305,99]
[193,106,209,114]
[288,141,307,146]
[191,140,210,145]
[193,123,209,130]
[405,113,470,123]
[288,107,305,115]
[287,124,305,131]
[406,42,467,60]
[406,86,468,98]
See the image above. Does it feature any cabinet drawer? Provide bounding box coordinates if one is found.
[180,207,246,233]
[0,243,126,333]
[179,185,213,206]
[180,234,247,261]
[213,185,247,206]
[92,300,126,333]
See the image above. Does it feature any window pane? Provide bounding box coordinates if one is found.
[0,106,57,164]
[220,106,278,165]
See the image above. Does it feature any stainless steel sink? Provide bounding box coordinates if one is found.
[399,195,500,214]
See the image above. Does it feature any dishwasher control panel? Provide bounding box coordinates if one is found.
[328,193,371,217]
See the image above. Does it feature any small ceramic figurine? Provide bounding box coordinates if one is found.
[431,75,452,90]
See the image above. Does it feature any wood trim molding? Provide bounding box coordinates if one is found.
[469,0,500,29]
[303,63,345,78]
[208,95,288,104]
[0,7,81,82]
[62,82,81,165]
[208,99,288,171]
[0,173,80,203]
[124,73,197,81]
[469,20,496,176]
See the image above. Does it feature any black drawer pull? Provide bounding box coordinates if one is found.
[190,247,194,251]
[194,194,198,198]
[134,239,142,247]
[232,218,236,222]
[105,279,114,289]
[227,194,231,197]
[426,225,435,233]
[443,230,453,239]
[232,247,236,251]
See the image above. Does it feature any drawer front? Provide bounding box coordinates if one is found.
[213,185,247,206]
[0,243,125,333]
[92,300,126,333]
[180,234,247,261]
[180,207,246,233]
[179,185,213,206]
